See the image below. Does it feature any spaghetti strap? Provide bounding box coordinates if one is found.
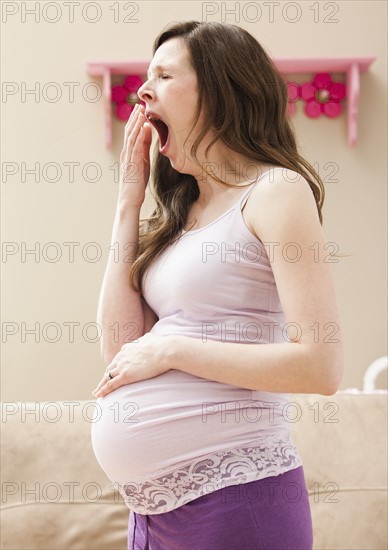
[240,166,284,210]
[180,167,286,235]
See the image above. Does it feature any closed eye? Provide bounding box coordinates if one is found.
[160,74,170,80]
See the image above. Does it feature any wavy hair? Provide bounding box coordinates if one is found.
[129,20,337,293]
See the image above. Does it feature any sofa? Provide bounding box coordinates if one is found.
[1,390,387,550]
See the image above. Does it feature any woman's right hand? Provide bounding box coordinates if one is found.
[118,103,153,208]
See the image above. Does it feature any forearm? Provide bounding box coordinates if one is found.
[97,202,144,363]
[167,336,335,396]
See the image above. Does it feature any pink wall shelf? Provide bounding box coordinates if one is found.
[86,56,376,149]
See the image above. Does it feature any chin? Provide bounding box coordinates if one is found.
[162,145,195,177]
[172,163,195,177]
[165,152,184,174]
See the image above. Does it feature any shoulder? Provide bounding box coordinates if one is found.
[244,167,344,394]
[244,167,321,244]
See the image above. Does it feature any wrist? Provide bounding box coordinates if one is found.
[116,200,142,217]
[160,334,183,372]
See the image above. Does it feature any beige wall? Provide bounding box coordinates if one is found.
[2,1,387,402]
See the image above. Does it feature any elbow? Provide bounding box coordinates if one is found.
[305,343,345,396]
[321,382,341,397]
[319,355,345,396]
[324,371,345,396]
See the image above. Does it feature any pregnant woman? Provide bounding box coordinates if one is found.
[91,20,344,550]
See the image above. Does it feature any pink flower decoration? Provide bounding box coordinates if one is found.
[287,81,300,117]
[111,74,146,121]
[300,73,346,118]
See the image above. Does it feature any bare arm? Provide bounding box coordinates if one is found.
[166,171,345,395]
[97,204,155,365]
[97,103,156,365]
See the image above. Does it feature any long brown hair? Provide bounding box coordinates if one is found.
[129,21,335,293]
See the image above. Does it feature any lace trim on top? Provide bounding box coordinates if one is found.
[119,431,302,515]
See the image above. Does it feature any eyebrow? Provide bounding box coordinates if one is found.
[147,64,173,78]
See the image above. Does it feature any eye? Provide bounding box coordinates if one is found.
[160,74,170,80]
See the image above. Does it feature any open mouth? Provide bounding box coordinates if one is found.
[146,115,169,149]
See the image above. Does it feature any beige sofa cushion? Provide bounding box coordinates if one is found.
[291,391,387,549]
[1,392,387,549]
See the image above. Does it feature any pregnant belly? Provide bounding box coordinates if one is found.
[90,369,289,487]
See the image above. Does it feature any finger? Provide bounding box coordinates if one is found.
[124,106,144,139]
[93,372,122,398]
[92,377,108,395]
[130,110,147,137]
[123,112,144,157]
[92,366,118,394]
[124,103,140,133]
[142,122,153,162]
[132,122,152,164]
[125,113,148,161]
[92,376,112,395]
[120,105,142,158]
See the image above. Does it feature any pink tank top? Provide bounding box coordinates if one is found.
[91,167,303,515]
[143,167,287,344]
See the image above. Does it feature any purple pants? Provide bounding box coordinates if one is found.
[127,465,313,549]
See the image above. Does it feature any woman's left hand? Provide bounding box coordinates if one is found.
[91,333,172,398]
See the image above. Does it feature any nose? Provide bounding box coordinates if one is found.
[137,79,154,103]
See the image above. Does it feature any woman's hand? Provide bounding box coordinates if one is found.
[91,333,172,398]
[118,103,153,208]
